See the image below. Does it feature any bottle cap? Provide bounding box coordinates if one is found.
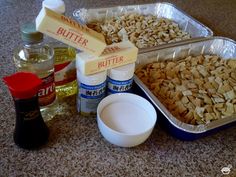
[42,0,65,14]
[108,63,135,81]
[77,69,107,86]
[21,22,43,43]
[3,72,42,99]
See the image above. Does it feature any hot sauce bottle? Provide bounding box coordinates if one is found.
[3,72,49,149]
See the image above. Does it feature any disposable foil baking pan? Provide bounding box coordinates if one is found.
[73,2,213,52]
[134,37,236,140]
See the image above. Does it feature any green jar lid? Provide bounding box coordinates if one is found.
[21,22,43,43]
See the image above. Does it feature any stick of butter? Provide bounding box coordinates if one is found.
[76,41,138,75]
[35,7,106,56]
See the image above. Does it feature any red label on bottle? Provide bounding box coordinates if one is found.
[55,61,76,86]
[55,62,70,72]
[38,73,56,106]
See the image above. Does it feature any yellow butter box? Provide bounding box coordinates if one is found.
[76,41,138,75]
[36,7,106,56]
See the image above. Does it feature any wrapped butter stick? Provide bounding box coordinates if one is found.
[76,41,138,75]
[36,7,106,56]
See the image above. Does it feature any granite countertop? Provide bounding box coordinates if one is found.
[1,0,236,176]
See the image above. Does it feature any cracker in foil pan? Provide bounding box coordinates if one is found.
[134,37,236,140]
[73,2,213,52]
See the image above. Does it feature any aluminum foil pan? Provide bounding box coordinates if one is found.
[73,2,213,52]
[134,37,236,138]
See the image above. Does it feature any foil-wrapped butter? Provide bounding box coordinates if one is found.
[76,41,138,75]
[36,7,106,56]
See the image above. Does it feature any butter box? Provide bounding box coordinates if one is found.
[36,7,106,56]
[76,41,138,75]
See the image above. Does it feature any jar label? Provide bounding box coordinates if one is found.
[38,73,56,106]
[55,60,76,86]
[78,81,106,115]
[107,77,133,94]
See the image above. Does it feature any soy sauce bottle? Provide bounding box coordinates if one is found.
[3,72,49,149]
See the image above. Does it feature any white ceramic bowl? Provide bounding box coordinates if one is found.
[97,93,157,147]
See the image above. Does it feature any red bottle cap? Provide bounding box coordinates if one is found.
[3,72,42,99]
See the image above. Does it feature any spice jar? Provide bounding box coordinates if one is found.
[107,63,135,95]
[76,69,107,117]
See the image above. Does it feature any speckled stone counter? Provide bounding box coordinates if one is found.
[1,0,236,176]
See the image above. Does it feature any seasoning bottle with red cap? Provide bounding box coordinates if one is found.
[3,72,49,149]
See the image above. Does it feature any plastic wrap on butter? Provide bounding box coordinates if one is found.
[36,7,106,56]
[76,41,138,75]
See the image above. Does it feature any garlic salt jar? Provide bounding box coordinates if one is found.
[76,69,107,117]
[107,63,135,95]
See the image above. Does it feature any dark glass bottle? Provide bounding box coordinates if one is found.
[3,72,49,149]
[13,95,49,149]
